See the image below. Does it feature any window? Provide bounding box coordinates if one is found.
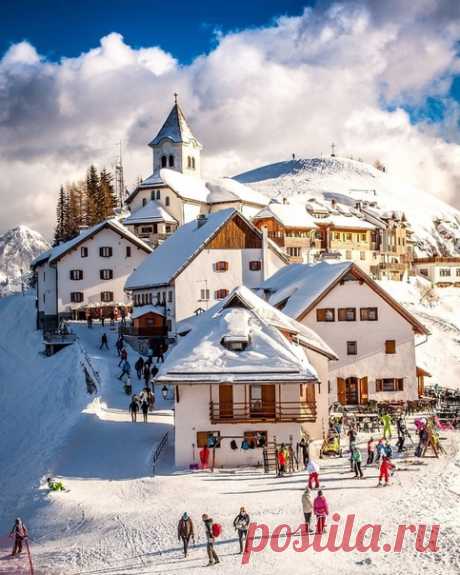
[161,155,167,168]
[215,289,229,299]
[361,233,366,241]
[192,157,196,170]
[360,307,378,321]
[99,247,112,258]
[345,250,352,259]
[376,378,404,392]
[346,233,352,241]
[214,261,229,272]
[70,269,83,280]
[338,308,356,321]
[165,196,170,206]
[101,291,114,303]
[142,198,147,207]
[385,340,396,354]
[165,225,171,233]
[200,289,210,301]
[197,431,221,448]
[334,232,340,240]
[126,246,131,258]
[100,269,113,280]
[168,290,173,303]
[70,292,84,303]
[287,247,301,257]
[156,190,161,200]
[347,341,357,355]
[150,190,155,200]
[43,272,45,281]
[316,308,335,322]
[249,260,262,271]
[360,251,366,261]
[440,268,451,277]
[243,431,267,448]
[168,154,174,167]
[81,247,88,258]
[456,269,460,277]
[140,226,153,234]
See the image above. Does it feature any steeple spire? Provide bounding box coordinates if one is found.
[149,96,201,148]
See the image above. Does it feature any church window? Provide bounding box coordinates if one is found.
[156,190,161,200]
[187,156,191,168]
[168,155,174,167]
[192,157,196,169]
[161,155,167,168]
[165,196,170,206]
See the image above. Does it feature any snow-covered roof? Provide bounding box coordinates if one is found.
[131,305,165,320]
[160,168,209,203]
[206,178,269,207]
[315,214,375,230]
[47,219,152,264]
[254,204,318,229]
[138,173,164,188]
[123,201,177,226]
[125,209,237,289]
[30,248,52,268]
[155,286,336,384]
[149,102,201,147]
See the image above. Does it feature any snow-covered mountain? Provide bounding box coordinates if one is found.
[0,225,50,296]
[234,157,460,257]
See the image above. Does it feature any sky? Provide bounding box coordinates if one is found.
[1,0,460,237]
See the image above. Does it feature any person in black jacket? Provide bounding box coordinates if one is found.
[10,518,28,556]
[233,507,250,553]
[177,513,195,557]
[129,398,139,422]
[143,363,151,387]
[141,399,149,423]
[135,356,144,379]
[99,333,109,350]
[202,514,219,566]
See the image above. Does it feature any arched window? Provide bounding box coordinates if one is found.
[161,155,167,168]
[187,156,191,168]
[165,196,170,206]
[156,190,161,200]
[168,155,174,167]
[192,157,196,170]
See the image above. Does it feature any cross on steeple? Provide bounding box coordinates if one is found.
[174,92,178,105]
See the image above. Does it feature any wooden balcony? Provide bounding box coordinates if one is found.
[209,400,317,424]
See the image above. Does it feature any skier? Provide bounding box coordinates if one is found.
[367,437,375,464]
[177,512,195,557]
[352,446,364,478]
[141,399,149,423]
[313,490,329,534]
[129,397,139,422]
[301,487,313,533]
[378,456,395,486]
[9,518,28,556]
[233,506,250,554]
[381,413,392,439]
[202,514,220,566]
[383,440,393,459]
[375,439,385,462]
[118,359,131,380]
[99,333,109,350]
[135,356,144,379]
[307,459,320,489]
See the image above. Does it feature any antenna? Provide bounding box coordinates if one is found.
[115,141,125,208]
[331,142,336,157]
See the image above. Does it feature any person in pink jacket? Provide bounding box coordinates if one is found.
[313,490,329,534]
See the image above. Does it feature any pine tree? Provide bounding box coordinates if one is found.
[86,165,100,226]
[54,186,67,246]
[67,183,83,239]
[99,168,117,220]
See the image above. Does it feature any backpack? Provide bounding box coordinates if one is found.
[211,523,222,538]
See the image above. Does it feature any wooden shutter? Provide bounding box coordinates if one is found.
[305,383,316,403]
[376,379,383,392]
[359,377,368,404]
[397,378,404,391]
[219,384,233,419]
[262,385,276,417]
[337,378,346,405]
[385,340,396,354]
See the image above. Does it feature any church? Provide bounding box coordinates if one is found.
[123,96,268,247]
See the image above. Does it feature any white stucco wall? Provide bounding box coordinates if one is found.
[36,260,57,316]
[414,262,460,285]
[300,279,419,402]
[56,228,149,314]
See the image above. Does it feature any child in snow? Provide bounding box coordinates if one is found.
[367,437,374,464]
[307,459,320,489]
[378,456,395,486]
[313,490,329,534]
[10,518,28,556]
[301,487,313,533]
[375,439,385,462]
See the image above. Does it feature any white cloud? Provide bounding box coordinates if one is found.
[0,1,460,237]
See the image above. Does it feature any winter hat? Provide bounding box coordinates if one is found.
[182,512,189,520]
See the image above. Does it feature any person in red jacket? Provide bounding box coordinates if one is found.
[378,456,395,486]
[277,446,287,476]
[313,490,329,534]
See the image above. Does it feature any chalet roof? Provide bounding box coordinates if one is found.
[206,178,269,207]
[155,286,336,385]
[149,102,201,147]
[125,209,287,290]
[131,304,166,319]
[46,219,152,265]
[160,168,210,203]
[253,204,318,229]
[30,248,52,269]
[315,214,375,230]
[123,201,177,226]
[258,261,429,335]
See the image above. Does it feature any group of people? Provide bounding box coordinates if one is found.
[176,507,250,566]
[129,387,155,422]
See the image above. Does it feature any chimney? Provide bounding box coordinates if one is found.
[196,213,208,228]
[331,199,336,209]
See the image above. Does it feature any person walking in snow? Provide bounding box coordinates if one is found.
[352,446,364,479]
[233,507,250,554]
[118,359,131,380]
[143,363,151,387]
[9,518,28,556]
[116,337,124,357]
[177,512,195,557]
[347,427,357,470]
[202,514,220,566]
[118,347,128,367]
[367,437,375,464]
[307,459,320,489]
[155,341,166,364]
[301,487,313,533]
[383,440,393,459]
[99,333,109,350]
[313,490,329,534]
[378,456,395,486]
[381,413,392,440]
[141,399,149,423]
[101,315,105,327]
[375,439,385,463]
[129,397,139,422]
[135,356,144,379]
[277,445,287,476]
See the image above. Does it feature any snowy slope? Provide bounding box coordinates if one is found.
[235,157,460,257]
[0,225,50,296]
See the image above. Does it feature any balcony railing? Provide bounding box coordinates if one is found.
[209,400,317,424]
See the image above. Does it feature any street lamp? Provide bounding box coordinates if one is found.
[161,385,168,400]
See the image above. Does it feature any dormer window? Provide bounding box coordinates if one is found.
[161,155,167,168]
[214,261,229,272]
[221,336,249,352]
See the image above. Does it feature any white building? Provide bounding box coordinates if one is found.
[258,261,429,406]
[123,97,268,245]
[124,208,287,336]
[31,219,151,330]
[155,286,337,468]
[413,257,460,287]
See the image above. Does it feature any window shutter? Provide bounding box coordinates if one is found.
[359,377,368,404]
[397,378,404,391]
[337,378,346,405]
[376,379,383,392]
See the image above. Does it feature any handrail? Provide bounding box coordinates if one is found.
[209,400,316,423]
[152,431,169,476]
